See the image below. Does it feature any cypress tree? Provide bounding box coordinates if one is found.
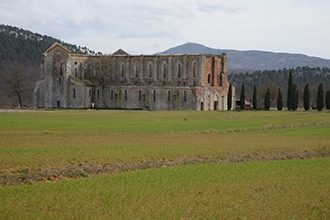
[227,83,232,110]
[326,91,330,110]
[317,83,324,111]
[239,84,245,110]
[277,88,283,111]
[264,88,271,110]
[291,83,298,111]
[303,83,310,111]
[252,85,257,110]
[287,71,293,110]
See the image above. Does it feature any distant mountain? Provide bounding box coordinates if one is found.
[160,42,330,71]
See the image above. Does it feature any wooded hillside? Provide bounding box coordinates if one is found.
[0,24,97,107]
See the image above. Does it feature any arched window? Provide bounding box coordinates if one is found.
[220,72,223,86]
[177,62,182,78]
[148,62,153,77]
[138,90,142,101]
[134,62,139,78]
[162,62,167,78]
[208,74,211,83]
[58,62,63,75]
[183,90,187,102]
[192,61,197,77]
[121,63,125,78]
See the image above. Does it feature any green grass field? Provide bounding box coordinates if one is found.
[0,110,329,219]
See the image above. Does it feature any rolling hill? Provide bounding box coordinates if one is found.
[0,24,329,108]
[160,42,330,71]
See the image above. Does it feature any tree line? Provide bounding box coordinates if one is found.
[227,70,330,111]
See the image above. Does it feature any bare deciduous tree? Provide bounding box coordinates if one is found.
[6,64,24,107]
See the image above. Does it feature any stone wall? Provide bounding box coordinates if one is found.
[34,43,235,110]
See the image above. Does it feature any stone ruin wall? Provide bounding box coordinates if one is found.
[34,43,234,110]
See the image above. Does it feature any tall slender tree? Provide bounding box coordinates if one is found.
[303,83,310,111]
[264,88,271,110]
[287,71,293,110]
[239,84,245,110]
[317,83,324,111]
[326,91,330,109]
[252,85,257,110]
[290,83,298,111]
[277,88,283,111]
[227,83,232,110]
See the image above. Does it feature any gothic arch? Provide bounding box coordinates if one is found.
[147,62,153,78]
[219,72,224,86]
[177,61,182,78]
[162,61,168,78]
[192,61,198,78]
[120,62,125,78]
[134,62,139,78]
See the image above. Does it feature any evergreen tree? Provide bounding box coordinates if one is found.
[227,83,232,110]
[277,88,283,111]
[239,84,245,110]
[326,91,330,109]
[303,83,310,111]
[291,83,298,111]
[287,71,293,110]
[252,85,257,110]
[264,88,271,110]
[317,83,324,111]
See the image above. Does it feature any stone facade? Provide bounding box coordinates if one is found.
[33,43,236,111]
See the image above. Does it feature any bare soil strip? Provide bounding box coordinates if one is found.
[1,148,329,186]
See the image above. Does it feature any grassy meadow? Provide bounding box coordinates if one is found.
[0,110,329,218]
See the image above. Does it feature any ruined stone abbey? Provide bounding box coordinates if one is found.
[33,43,235,110]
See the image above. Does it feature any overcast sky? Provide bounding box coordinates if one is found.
[1,0,330,59]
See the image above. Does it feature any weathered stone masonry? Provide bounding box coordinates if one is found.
[33,43,236,110]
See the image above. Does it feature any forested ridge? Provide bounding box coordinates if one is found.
[0,24,97,64]
[229,66,330,108]
[0,24,97,107]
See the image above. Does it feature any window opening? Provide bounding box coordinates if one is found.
[121,63,125,78]
[148,63,153,77]
[193,62,197,77]
[220,72,223,86]
[177,62,182,78]
[183,91,186,102]
[134,62,139,77]
[162,62,167,78]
